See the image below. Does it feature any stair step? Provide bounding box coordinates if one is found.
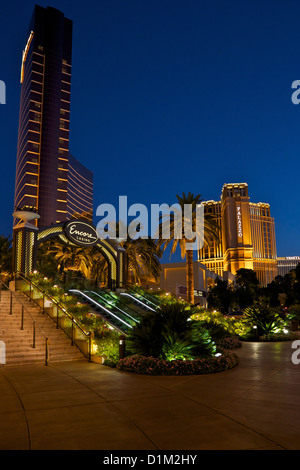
[0,290,88,365]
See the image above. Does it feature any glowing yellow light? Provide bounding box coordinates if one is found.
[20,31,34,83]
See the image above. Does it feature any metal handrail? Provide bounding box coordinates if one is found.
[0,280,49,365]
[15,273,94,361]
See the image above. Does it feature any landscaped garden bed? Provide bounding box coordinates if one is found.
[115,351,239,376]
[24,273,300,375]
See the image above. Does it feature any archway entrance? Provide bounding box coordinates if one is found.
[12,217,126,290]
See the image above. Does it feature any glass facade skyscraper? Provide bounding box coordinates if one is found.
[14,5,93,228]
[67,154,93,222]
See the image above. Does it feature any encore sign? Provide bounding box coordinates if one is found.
[64,220,99,247]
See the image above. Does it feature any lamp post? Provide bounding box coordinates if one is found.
[253,325,258,339]
[119,335,126,360]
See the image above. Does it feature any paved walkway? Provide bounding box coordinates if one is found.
[0,341,299,450]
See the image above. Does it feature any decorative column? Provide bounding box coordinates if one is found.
[12,210,40,275]
[116,246,127,290]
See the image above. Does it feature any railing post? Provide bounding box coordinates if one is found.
[88,333,93,362]
[45,338,49,366]
[71,319,74,346]
[21,306,24,330]
[15,276,92,364]
[33,320,36,348]
[56,305,59,329]
[0,281,2,302]
[10,291,13,315]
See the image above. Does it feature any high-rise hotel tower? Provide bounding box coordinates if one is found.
[14,5,93,228]
[198,183,278,286]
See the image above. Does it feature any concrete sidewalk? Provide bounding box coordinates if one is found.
[0,341,299,450]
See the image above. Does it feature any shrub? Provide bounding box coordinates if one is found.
[126,311,164,358]
[191,308,250,341]
[198,320,229,341]
[243,304,285,336]
[126,301,216,361]
[93,332,120,361]
[215,337,242,349]
[161,325,216,361]
[103,358,118,368]
[259,332,298,342]
[286,305,300,330]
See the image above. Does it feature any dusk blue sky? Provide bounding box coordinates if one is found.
[1,0,300,262]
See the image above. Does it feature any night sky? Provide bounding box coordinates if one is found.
[1,0,300,263]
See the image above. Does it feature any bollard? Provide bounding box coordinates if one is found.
[119,335,126,360]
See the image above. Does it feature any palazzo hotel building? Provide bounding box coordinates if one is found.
[198,183,278,286]
[13,5,93,229]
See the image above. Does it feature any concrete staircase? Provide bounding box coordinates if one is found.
[0,290,86,365]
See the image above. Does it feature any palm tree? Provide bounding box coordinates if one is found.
[36,240,59,279]
[40,239,93,279]
[38,239,110,287]
[87,247,108,286]
[105,220,162,286]
[121,236,162,286]
[157,192,219,304]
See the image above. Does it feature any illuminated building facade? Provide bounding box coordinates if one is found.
[198,183,278,286]
[67,154,93,222]
[277,257,300,277]
[14,5,93,228]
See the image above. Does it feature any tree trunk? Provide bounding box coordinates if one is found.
[186,247,194,304]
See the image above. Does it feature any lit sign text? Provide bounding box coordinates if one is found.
[237,205,243,238]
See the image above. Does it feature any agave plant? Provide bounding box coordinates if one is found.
[161,333,195,361]
[243,304,284,336]
[126,311,164,358]
[126,300,216,360]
